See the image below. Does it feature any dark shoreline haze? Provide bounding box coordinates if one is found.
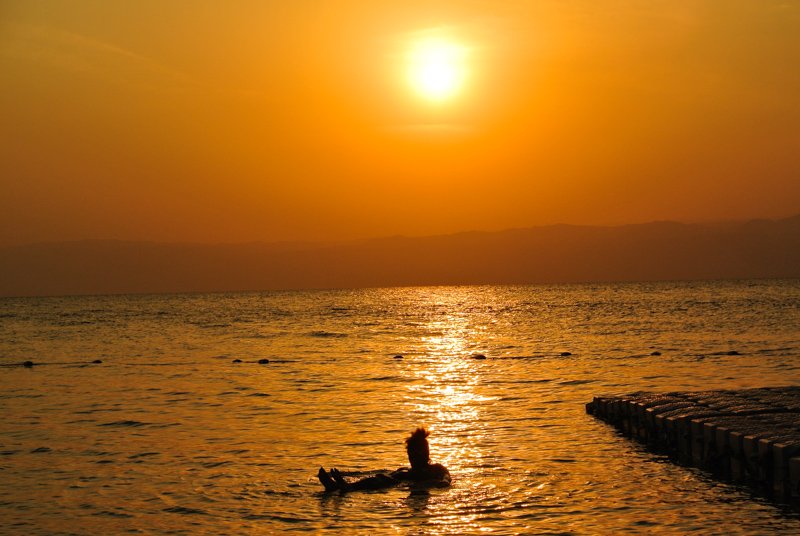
[2,215,799,298]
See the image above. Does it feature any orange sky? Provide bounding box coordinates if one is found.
[1,1,799,246]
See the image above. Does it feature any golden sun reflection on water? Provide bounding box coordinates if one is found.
[398,311,506,535]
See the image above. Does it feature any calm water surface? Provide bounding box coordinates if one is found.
[2,280,800,535]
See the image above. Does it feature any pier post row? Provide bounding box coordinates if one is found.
[586,387,800,504]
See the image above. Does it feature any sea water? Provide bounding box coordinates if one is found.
[1,280,800,535]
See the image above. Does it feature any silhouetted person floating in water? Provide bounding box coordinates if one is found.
[318,427,450,492]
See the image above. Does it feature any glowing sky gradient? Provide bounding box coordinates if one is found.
[1,1,799,246]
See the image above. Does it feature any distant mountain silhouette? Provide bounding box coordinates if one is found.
[1,215,799,297]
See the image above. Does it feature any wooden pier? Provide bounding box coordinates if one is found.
[586,387,800,504]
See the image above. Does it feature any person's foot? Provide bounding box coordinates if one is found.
[318,467,338,492]
[330,468,352,492]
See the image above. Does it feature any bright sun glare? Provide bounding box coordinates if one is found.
[409,38,467,101]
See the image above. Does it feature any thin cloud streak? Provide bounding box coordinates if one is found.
[1,22,271,99]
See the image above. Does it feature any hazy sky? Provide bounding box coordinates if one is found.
[2,1,799,246]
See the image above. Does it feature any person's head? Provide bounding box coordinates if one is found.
[405,427,431,469]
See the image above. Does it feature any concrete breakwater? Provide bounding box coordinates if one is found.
[586,387,800,504]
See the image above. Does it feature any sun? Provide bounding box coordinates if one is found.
[408,38,467,102]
